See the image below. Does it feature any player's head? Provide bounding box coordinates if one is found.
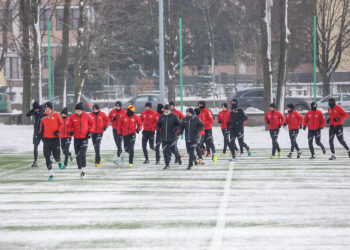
[169,101,175,110]
[311,102,317,111]
[198,101,206,109]
[186,108,194,117]
[164,104,171,115]
[115,101,122,110]
[127,105,135,117]
[32,101,40,112]
[93,104,100,114]
[328,98,336,109]
[157,103,164,114]
[145,102,152,111]
[231,99,238,109]
[44,102,53,114]
[194,108,201,116]
[61,107,68,118]
[221,103,228,111]
[269,103,276,111]
[286,103,294,113]
[75,103,83,116]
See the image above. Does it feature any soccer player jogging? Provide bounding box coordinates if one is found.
[26,101,44,167]
[140,102,158,164]
[265,103,284,159]
[117,105,142,167]
[108,101,127,165]
[228,99,251,161]
[90,104,109,167]
[59,107,73,168]
[169,101,184,163]
[327,98,350,160]
[180,108,205,170]
[38,102,64,181]
[156,104,182,169]
[303,102,326,159]
[68,103,95,178]
[198,101,217,163]
[155,104,164,165]
[194,108,205,165]
[217,103,231,157]
[284,103,303,159]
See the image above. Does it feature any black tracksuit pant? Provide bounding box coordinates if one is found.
[269,129,281,156]
[196,135,205,160]
[113,128,123,157]
[229,129,249,157]
[142,130,155,160]
[162,140,181,166]
[43,137,61,170]
[186,141,198,167]
[204,129,216,154]
[329,125,349,154]
[60,137,72,166]
[308,129,325,156]
[123,133,136,164]
[155,132,161,162]
[289,129,300,152]
[92,133,103,164]
[33,133,41,162]
[221,129,230,154]
[74,138,88,169]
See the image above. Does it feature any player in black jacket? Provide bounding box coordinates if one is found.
[26,101,45,167]
[156,104,182,169]
[180,108,205,170]
[228,99,251,161]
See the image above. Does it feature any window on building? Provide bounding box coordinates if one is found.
[56,9,64,30]
[10,58,19,79]
[40,9,51,30]
[71,8,79,29]
[56,8,79,30]
[0,9,3,31]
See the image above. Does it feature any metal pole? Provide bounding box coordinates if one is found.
[179,17,183,114]
[313,15,317,101]
[47,18,52,102]
[107,66,110,112]
[159,0,165,104]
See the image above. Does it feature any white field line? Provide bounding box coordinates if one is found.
[209,160,234,250]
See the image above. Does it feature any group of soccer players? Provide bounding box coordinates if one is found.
[26,96,349,181]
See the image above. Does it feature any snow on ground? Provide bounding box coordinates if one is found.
[1,123,350,155]
[0,149,349,249]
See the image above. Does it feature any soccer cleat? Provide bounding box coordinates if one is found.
[310,155,316,159]
[329,155,336,160]
[197,159,204,165]
[120,153,125,164]
[31,161,38,167]
[155,161,161,165]
[129,163,133,167]
[69,154,73,162]
[95,160,102,167]
[206,152,211,157]
[287,152,292,158]
[48,175,54,181]
[322,148,326,155]
[297,151,302,159]
[80,172,86,179]
[230,153,232,157]
[229,157,236,162]
[248,150,252,157]
[143,159,149,164]
[163,165,170,170]
[220,153,226,157]
[194,160,198,166]
[278,150,282,157]
[212,154,218,163]
[187,165,193,170]
[270,155,275,159]
[58,162,64,170]
[114,158,120,166]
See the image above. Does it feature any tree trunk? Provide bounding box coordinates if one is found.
[322,73,331,96]
[20,0,32,124]
[276,0,289,113]
[0,0,10,71]
[59,0,71,110]
[260,0,273,117]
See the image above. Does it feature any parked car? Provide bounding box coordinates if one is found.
[229,88,310,111]
[317,93,350,111]
[123,94,163,114]
[0,93,11,113]
[53,94,93,113]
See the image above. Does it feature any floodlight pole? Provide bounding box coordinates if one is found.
[159,0,165,104]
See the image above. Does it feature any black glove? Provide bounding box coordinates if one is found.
[86,132,91,139]
[333,118,340,122]
[317,128,321,133]
[218,121,222,124]
[226,122,231,129]
[283,123,287,128]
[299,124,303,129]
[278,125,281,129]
[112,117,116,121]
[266,120,270,124]
[69,131,74,136]
[53,130,59,136]
[303,126,306,130]
[136,128,139,134]
[103,126,107,131]
[326,119,330,124]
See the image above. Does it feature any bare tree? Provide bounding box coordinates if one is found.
[0,0,11,71]
[276,0,289,113]
[316,0,350,96]
[260,0,273,115]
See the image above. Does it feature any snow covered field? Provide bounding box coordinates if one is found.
[0,149,349,249]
